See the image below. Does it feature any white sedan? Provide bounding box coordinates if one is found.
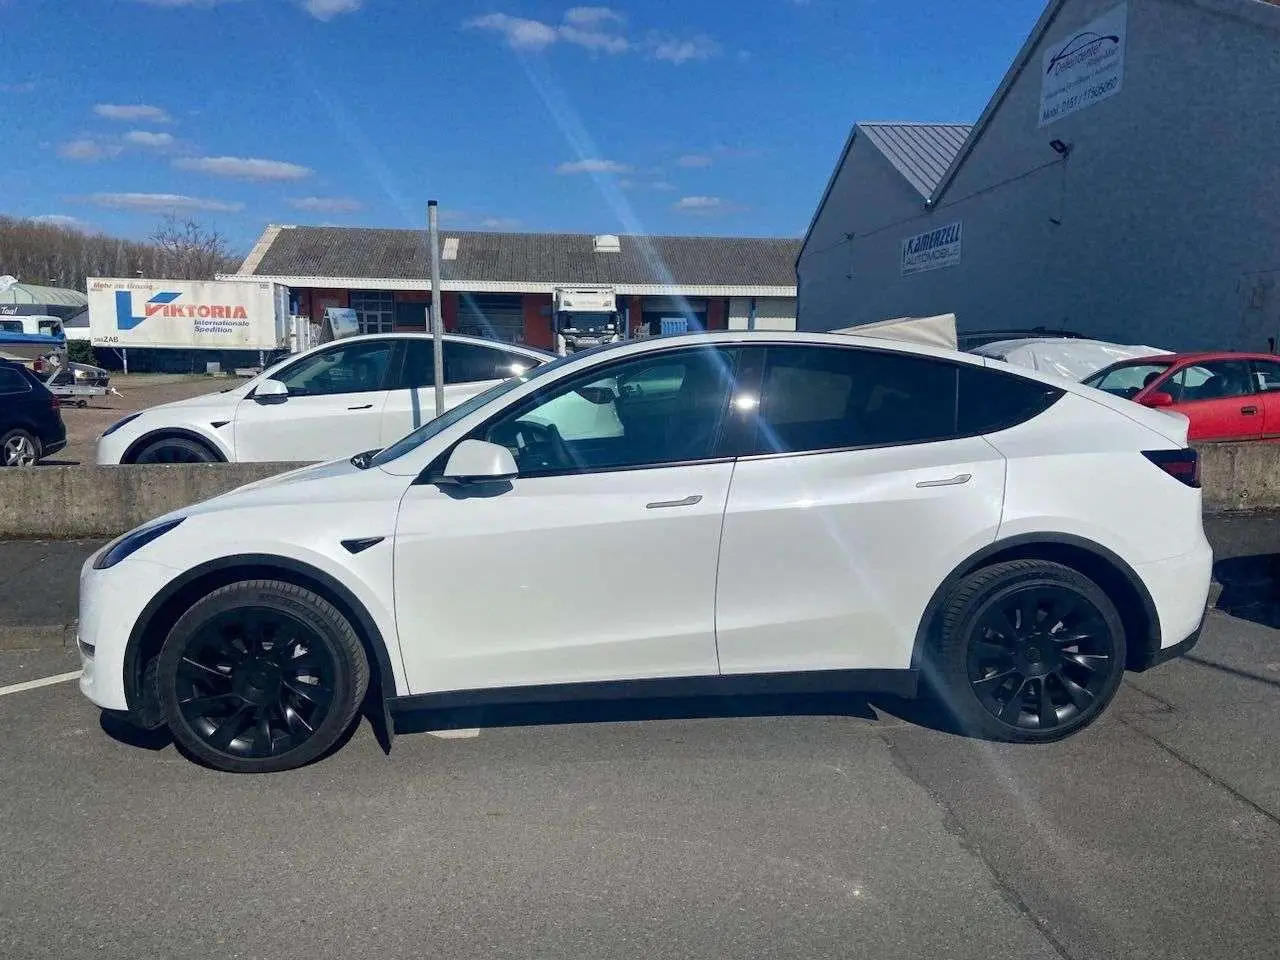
[77,331,1212,772]
[95,333,551,464]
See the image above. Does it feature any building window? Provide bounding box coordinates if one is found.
[350,290,395,334]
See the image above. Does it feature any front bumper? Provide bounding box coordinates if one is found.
[77,552,180,713]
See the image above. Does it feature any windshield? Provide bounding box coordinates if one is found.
[1083,360,1172,399]
[368,350,581,467]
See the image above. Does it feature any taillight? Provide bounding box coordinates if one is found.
[1142,448,1200,488]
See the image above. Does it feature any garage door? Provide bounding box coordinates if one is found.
[457,294,525,343]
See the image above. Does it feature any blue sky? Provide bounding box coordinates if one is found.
[1,0,1048,252]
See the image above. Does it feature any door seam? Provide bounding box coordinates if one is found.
[710,458,738,675]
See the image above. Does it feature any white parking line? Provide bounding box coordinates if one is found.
[428,728,480,739]
[0,671,82,697]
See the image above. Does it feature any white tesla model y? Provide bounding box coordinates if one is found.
[77,331,1212,772]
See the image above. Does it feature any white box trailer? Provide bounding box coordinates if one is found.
[87,278,288,351]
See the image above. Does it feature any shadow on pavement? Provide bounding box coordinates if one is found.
[1213,554,1280,629]
[99,711,172,751]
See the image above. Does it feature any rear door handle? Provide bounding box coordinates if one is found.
[646,495,702,509]
[916,473,972,488]
[348,404,374,410]
[1242,405,1259,415]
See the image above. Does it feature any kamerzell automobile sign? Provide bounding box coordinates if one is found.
[1039,3,1127,126]
[901,222,962,277]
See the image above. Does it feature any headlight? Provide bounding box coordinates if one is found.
[102,413,142,438]
[93,517,185,570]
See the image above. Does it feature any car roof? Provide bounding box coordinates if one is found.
[1108,350,1279,365]
[318,332,554,357]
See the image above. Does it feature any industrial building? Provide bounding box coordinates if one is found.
[798,0,1280,351]
[229,225,800,350]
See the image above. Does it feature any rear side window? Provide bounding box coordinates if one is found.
[0,366,32,394]
[401,340,540,388]
[753,346,957,454]
[957,365,1063,434]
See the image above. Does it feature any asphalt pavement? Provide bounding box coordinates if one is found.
[0,516,1277,958]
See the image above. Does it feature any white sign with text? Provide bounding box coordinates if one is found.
[901,222,963,277]
[1039,3,1127,126]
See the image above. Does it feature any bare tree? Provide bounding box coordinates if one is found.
[149,214,240,280]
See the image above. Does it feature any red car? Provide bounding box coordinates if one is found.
[1083,351,1280,442]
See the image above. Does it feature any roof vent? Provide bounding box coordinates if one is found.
[593,233,621,253]
[442,237,459,261]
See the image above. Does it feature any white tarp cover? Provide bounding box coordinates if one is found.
[973,337,1170,381]
[833,313,958,350]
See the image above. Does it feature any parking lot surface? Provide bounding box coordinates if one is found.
[1,607,1278,959]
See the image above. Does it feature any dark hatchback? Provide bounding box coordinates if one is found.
[0,360,67,466]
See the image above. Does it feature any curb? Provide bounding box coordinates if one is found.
[0,623,77,651]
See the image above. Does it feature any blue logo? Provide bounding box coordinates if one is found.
[115,290,181,331]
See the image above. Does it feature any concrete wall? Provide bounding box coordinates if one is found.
[0,442,1275,540]
[799,0,1280,351]
[0,463,297,540]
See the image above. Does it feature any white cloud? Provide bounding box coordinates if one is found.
[133,0,360,19]
[563,6,623,26]
[175,155,312,180]
[676,153,713,168]
[468,9,697,59]
[476,217,522,230]
[58,138,122,161]
[30,214,89,231]
[466,12,559,49]
[673,195,741,215]
[556,158,632,174]
[288,196,364,212]
[646,35,720,63]
[621,179,676,192]
[124,130,175,148]
[559,24,628,52]
[303,0,360,19]
[93,103,171,123]
[80,192,244,213]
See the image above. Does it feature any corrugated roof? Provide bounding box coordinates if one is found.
[858,123,973,199]
[244,226,800,289]
[0,282,88,307]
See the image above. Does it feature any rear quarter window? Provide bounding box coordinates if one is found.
[957,364,1063,435]
[0,366,32,395]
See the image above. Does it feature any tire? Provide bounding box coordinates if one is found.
[926,560,1126,743]
[1,428,40,466]
[157,579,369,773]
[133,436,218,464]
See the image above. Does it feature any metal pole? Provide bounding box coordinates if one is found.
[428,201,445,417]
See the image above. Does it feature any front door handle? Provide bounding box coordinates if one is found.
[646,495,702,509]
[348,403,374,411]
[1242,405,1259,415]
[916,473,973,488]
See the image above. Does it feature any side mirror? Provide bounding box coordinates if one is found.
[1143,391,1175,408]
[253,378,289,405]
[440,439,517,484]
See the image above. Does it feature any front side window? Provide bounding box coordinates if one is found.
[1251,359,1280,393]
[1168,360,1254,402]
[400,340,540,388]
[751,346,957,454]
[273,340,395,397]
[1084,361,1172,399]
[479,347,739,475]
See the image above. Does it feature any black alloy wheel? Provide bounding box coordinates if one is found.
[158,580,369,773]
[175,608,336,759]
[134,437,217,464]
[930,560,1126,742]
[965,584,1115,730]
